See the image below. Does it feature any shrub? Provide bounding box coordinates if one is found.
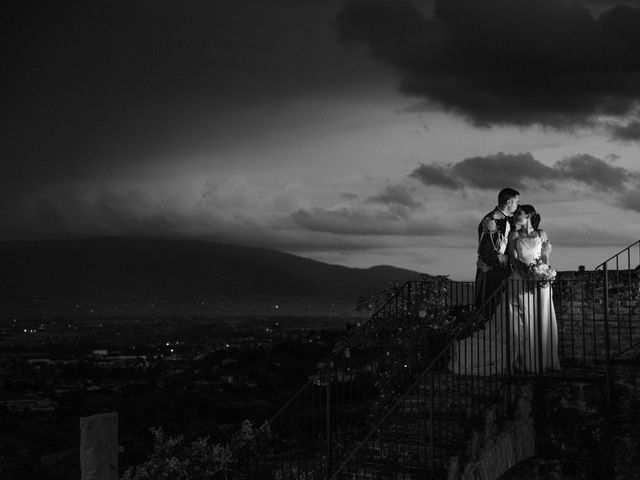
[121,420,270,480]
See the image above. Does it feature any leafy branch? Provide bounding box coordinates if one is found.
[120,420,271,480]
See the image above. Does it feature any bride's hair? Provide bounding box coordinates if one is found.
[519,204,541,229]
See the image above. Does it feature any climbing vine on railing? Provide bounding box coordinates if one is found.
[244,276,476,480]
[343,275,476,406]
[354,275,475,349]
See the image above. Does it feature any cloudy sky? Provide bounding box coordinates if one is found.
[4,0,640,279]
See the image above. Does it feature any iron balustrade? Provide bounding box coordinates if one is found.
[329,279,557,480]
[595,240,640,360]
[247,278,474,480]
[245,240,640,480]
[329,268,639,480]
[593,240,640,405]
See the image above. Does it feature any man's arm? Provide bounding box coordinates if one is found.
[477,219,503,268]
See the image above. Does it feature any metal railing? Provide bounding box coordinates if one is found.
[592,240,640,405]
[595,240,640,360]
[328,278,559,479]
[326,240,640,480]
[246,240,640,480]
[247,278,474,480]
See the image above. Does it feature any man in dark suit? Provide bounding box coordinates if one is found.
[475,188,520,315]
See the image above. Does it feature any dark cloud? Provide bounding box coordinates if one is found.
[291,207,405,235]
[2,185,386,252]
[336,0,640,128]
[609,118,640,141]
[409,164,459,189]
[342,192,360,201]
[555,154,635,191]
[367,184,422,209]
[290,206,451,236]
[5,0,236,183]
[617,186,640,212]
[410,152,637,192]
[584,0,640,16]
[410,153,557,191]
[585,0,640,6]
[3,0,356,192]
[452,153,558,190]
[545,221,639,247]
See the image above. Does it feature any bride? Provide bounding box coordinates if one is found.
[449,204,561,375]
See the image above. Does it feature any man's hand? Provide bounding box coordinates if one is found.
[497,254,509,265]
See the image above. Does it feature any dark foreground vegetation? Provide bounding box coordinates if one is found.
[0,314,359,480]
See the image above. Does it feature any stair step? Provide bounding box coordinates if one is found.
[388,411,468,423]
[398,395,478,413]
[378,422,468,440]
[367,429,462,443]
[363,427,465,451]
[337,459,431,479]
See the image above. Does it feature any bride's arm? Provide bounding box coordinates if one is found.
[539,229,551,264]
[508,231,528,276]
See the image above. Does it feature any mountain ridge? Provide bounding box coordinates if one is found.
[0,238,425,317]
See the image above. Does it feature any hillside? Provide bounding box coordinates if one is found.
[0,238,425,317]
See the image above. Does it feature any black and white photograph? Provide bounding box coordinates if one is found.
[2,1,640,479]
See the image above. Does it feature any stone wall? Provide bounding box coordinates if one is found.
[447,384,536,480]
[610,361,640,479]
[554,269,640,362]
[498,360,640,480]
[447,370,640,480]
[444,268,640,480]
[526,376,614,479]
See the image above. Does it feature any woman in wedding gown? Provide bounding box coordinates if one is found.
[449,205,561,375]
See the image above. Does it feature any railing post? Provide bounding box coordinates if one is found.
[603,264,612,407]
[429,374,435,480]
[326,361,332,475]
[407,282,413,378]
[504,280,511,410]
[537,282,544,375]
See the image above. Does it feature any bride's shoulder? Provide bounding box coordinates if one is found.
[536,229,548,241]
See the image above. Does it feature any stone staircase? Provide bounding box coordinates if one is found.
[328,243,639,480]
[334,373,499,479]
[250,242,640,480]
[336,367,618,480]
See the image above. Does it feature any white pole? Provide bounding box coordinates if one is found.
[80,411,118,480]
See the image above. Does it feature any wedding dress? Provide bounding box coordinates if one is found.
[449,234,561,375]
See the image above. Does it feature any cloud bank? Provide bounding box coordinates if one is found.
[337,0,640,129]
[410,153,638,194]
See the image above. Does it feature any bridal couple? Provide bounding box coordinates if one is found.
[449,188,561,375]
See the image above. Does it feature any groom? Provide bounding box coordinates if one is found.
[475,188,520,314]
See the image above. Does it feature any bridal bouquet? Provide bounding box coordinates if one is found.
[527,258,557,285]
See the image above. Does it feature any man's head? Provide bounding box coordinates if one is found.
[498,188,520,215]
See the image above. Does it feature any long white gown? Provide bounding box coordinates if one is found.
[449,235,561,375]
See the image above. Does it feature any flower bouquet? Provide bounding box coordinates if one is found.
[527,257,557,287]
